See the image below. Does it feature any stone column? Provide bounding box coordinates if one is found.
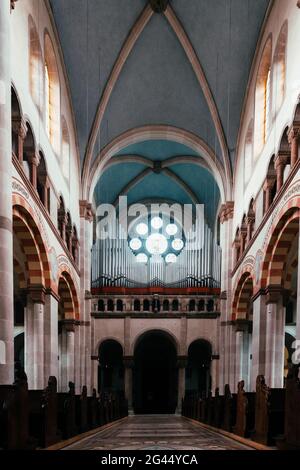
[27,151,40,189]
[296,222,300,345]
[176,356,188,414]
[25,287,46,389]
[288,125,300,168]
[211,354,219,395]
[263,178,276,213]
[275,153,289,193]
[12,116,27,162]
[0,0,14,385]
[218,202,234,391]
[123,356,134,414]
[44,292,59,382]
[234,320,250,391]
[265,288,285,388]
[59,320,75,392]
[79,201,94,394]
[251,291,267,391]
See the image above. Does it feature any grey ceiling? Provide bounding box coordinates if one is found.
[49,0,270,224]
[49,0,270,166]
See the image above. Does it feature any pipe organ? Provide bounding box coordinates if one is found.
[91,220,221,288]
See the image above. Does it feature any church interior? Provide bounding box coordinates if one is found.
[1,0,300,452]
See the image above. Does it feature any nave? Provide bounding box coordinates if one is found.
[63,415,252,451]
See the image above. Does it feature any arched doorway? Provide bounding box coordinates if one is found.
[185,340,212,398]
[133,331,178,414]
[98,340,124,397]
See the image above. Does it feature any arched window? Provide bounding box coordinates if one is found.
[98,299,105,312]
[254,37,272,158]
[189,299,196,312]
[163,299,169,311]
[44,33,60,154]
[134,299,140,311]
[172,299,179,311]
[244,120,254,186]
[116,299,123,312]
[273,22,287,117]
[143,299,150,311]
[29,16,43,115]
[61,117,70,180]
[107,299,114,312]
[58,196,66,240]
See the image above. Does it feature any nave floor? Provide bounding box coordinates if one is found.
[63,415,252,450]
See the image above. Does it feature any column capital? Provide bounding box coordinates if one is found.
[176,355,188,368]
[79,200,94,221]
[12,116,27,139]
[26,150,40,167]
[60,319,77,332]
[123,356,134,368]
[27,285,46,304]
[288,123,300,143]
[265,284,284,304]
[275,151,290,169]
[219,201,234,224]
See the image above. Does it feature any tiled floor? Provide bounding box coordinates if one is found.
[64,415,252,450]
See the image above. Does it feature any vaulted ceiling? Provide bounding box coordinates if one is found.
[49,0,270,223]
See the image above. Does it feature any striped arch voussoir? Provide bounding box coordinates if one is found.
[261,202,300,289]
[58,268,80,320]
[232,267,254,321]
[12,201,51,288]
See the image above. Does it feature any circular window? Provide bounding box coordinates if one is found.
[166,223,178,236]
[172,238,184,251]
[136,253,148,263]
[151,216,163,230]
[129,238,142,251]
[136,222,148,236]
[166,253,177,263]
[146,233,168,255]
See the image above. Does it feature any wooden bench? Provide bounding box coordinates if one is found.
[87,388,98,429]
[252,375,285,446]
[57,381,77,439]
[233,380,255,437]
[28,376,60,448]
[221,384,237,432]
[277,365,300,450]
[213,388,225,428]
[75,386,88,433]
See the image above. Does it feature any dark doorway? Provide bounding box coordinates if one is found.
[185,339,212,398]
[133,331,178,414]
[98,340,124,396]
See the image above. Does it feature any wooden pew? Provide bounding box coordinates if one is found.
[0,385,18,449]
[75,386,88,433]
[57,381,77,439]
[206,392,215,425]
[28,376,60,448]
[277,365,300,450]
[87,389,98,429]
[213,388,225,428]
[221,384,237,432]
[233,380,255,438]
[0,363,30,449]
[252,375,285,446]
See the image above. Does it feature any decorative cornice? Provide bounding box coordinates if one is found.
[219,202,234,224]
